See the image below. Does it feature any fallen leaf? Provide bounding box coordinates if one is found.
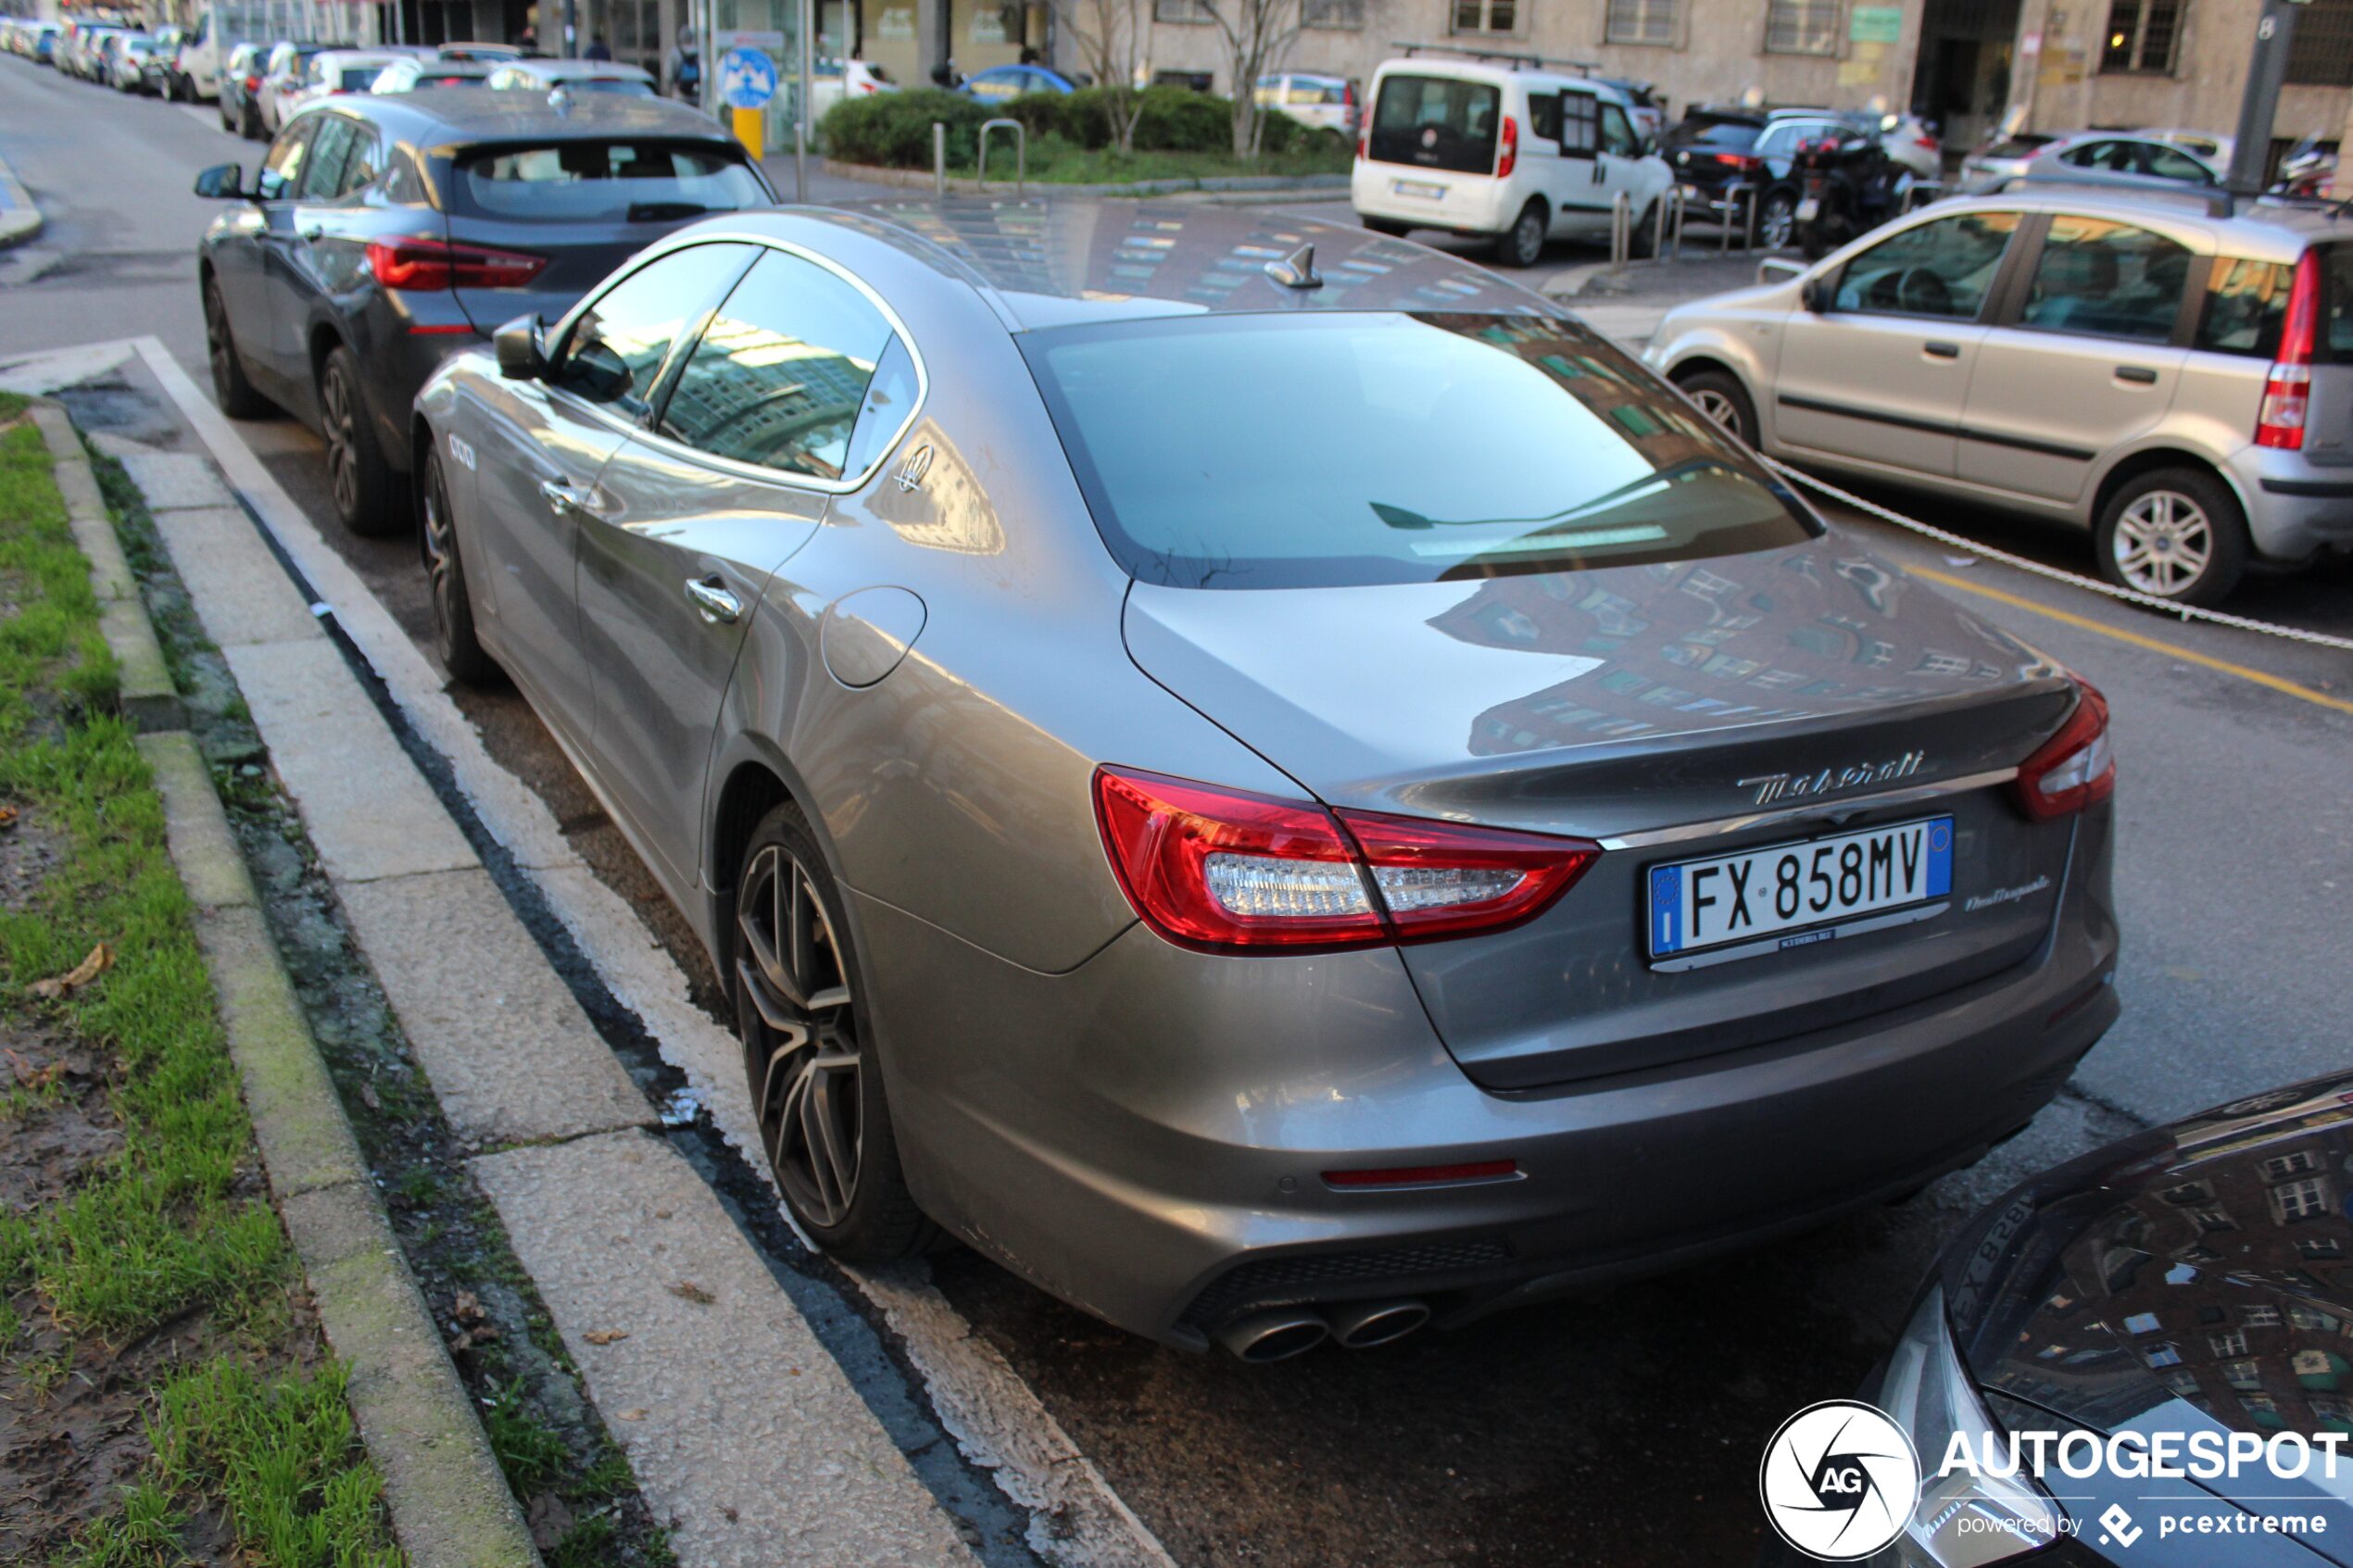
[30,944,112,1001]
[0,805,18,831]
[670,1281,714,1306]
[616,1408,648,1422]
[452,1290,484,1323]
[584,1330,628,1346]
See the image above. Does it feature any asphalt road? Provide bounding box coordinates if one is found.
[6,59,2351,1566]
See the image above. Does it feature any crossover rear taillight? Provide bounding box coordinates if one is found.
[1494,113,1518,180]
[366,235,547,292]
[1715,152,1761,171]
[1092,767,1598,953]
[2258,250,2322,449]
[2010,678,2115,822]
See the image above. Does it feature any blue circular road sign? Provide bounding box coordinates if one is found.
[720,45,777,110]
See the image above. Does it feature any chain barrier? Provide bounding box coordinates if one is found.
[1762,457,2353,656]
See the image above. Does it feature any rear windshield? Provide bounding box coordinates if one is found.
[450,142,766,222]
[1665,118,1762,149]
[1978,135,2053,159]
[1368,74,1500,176]
[409,71,487,87]
[1022,313,1818,590]
[565,76,654,94]
[331,65,380,88]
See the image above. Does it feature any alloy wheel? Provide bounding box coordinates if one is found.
[1760,196,1795,250]
[204,287,234,401]
[321,362,359,522]
[736,844,862,1228]
[422,460,461,647]
[2110,488,2213,597]
[1690,387,1743,435]
[1512,209,1543,265]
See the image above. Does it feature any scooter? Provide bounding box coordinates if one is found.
[2271,136,2337,201]
[1793,127,1911,260]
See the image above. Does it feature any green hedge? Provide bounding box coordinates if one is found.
[821,83,1336,167]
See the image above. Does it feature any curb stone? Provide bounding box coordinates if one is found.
[33,397,543,1568]
[819,156,1349,198]
[0,149,41,251]
[29,402,182,731]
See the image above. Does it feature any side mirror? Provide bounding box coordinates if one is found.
[1799,276,1831,313]
[193,161,249,200]
[1757,257,1808,287]
[495,315,548,381]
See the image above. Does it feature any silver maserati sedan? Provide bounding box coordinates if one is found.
[411,199,2120,1361]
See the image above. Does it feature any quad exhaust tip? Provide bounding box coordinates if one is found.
[1215,1299,1430,1361]
[1327,1298,1430,1349]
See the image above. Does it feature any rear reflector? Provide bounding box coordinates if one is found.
[406,322,478,336]
[1093,766,1598,953]
[2010,677,2115,822]
[1324,1160,1517,1188]
[367,234,547,292]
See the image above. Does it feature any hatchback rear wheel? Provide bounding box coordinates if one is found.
[319,345,401,536]
[1754,190,1796,251]
[2094,466,2247,607]
[733,806,932,1261]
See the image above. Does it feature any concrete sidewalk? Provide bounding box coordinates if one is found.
[0,146,41,249]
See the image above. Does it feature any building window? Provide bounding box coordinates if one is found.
[2192,1208,2235,1232]
[2244,1304,2284,1328]
[2124,1312,2162,1336]
[2162,1181,2214,1206]
[1452,0,1519,34]
[2166,1370,2201,1396]
[2292,1304,2342,1333]
[2101,0,2182,74]
[2303,1237,2345,1260]
[1300,0,1365,25]
[2212,1330,2251,1359]
[2289,0,2353,87]
[1765,0,1838,55]
[2145,1342,2183,1368]
[1153,0,1212,20]
[1604,0,1673,44]
[2267,1151,2321,1180]
[2274,1177,2331,1223]
[2244,1391,2279,1416]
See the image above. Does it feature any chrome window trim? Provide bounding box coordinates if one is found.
[1596,765,2019,851]
[551,229,932,497]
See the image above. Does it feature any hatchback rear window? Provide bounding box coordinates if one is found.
[1023,313,1818,590]
[1665,120,1762,151]
[1368,75,1500,175]
[450,142,766,222]
[331,65,380,88]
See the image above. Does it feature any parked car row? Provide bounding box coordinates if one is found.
[0,17,61,62]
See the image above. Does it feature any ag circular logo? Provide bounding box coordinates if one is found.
[1758,1400,1919,1561]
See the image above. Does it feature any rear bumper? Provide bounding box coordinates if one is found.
[1350,160,1512,235]
[2229,445,2353,560]
[851,804,2119,1348]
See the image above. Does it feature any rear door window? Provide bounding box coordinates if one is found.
[1560,90,1597,154]
[1021,312,1817,590]
[257,116,317,200]
[450,142,768,222]
[2019,215,2190,342]
[1598,102,1639,157]
[2143,144,2213,182]
[2324,246,2353,358]
[298,115,358,200]
[1834,210,2021,320]
[1368,74,1500,173]
[658,250,893,482]
[556,243,750,420]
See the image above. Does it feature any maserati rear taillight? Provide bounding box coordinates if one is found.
[2011,678,2115,822]
[367,235,546,292]
[1093,767,1598,953]
[2258,250,2322,449]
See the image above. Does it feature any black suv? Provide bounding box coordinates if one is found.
[193,90,776,534]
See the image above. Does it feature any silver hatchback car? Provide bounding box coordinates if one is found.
[1647,190,2353,604]
[414,200,2119,1359]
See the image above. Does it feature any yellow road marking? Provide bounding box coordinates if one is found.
[1906,566,2353,717]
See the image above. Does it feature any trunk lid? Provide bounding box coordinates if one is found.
[1124,538,2080,1089]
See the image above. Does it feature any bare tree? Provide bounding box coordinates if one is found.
[1051,0,1149,154]
[1196,0,1302,156]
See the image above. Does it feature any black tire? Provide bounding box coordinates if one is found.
[202,276,271,420]
[318,345,403,536]
[419,444,496,685]
[1361,217,1412,238]
[1629,199,1659,260]
[732,804,934,1261]
[1676,368,1759,449]
[241,102,262,140]
[1753,189,1797,251]
[1493,197,1547,268]
[2093,465,2249,608]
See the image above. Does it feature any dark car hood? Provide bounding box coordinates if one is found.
[1124,531,2070,838]
[1941,1074,2353,1548]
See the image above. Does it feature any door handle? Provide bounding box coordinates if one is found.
[685,576,741,625]
[538,478,582,516]
[1924,341,1961,359]
[2116,365,2159,384]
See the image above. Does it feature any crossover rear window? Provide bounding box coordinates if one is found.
[1367,75,1500,175]
[449,142,766,222]
[1023,312,1818,590]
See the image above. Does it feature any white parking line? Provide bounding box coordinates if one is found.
[116,334,1176,1568]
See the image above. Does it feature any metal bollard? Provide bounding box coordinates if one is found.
[1720,182,1755,254]
[977,118,1026,195]
[933,122,946,197]
[1654,187,1678,262]
[1610,191,1631,271]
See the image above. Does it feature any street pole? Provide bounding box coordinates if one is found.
[796,0,812,201]
[2227,0,2303,194]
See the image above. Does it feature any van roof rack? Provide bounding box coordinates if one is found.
[1389,40,1601,73]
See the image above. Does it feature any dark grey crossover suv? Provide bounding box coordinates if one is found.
[412,200,2120,1359]
[192,89,773,534]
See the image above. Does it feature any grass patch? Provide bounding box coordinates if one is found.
[0,401,401,1565]
[944,133,1350,184]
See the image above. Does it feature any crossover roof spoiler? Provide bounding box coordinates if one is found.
[1388,40,1602,74]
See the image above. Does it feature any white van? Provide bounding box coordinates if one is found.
[1352,54,1675,267]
